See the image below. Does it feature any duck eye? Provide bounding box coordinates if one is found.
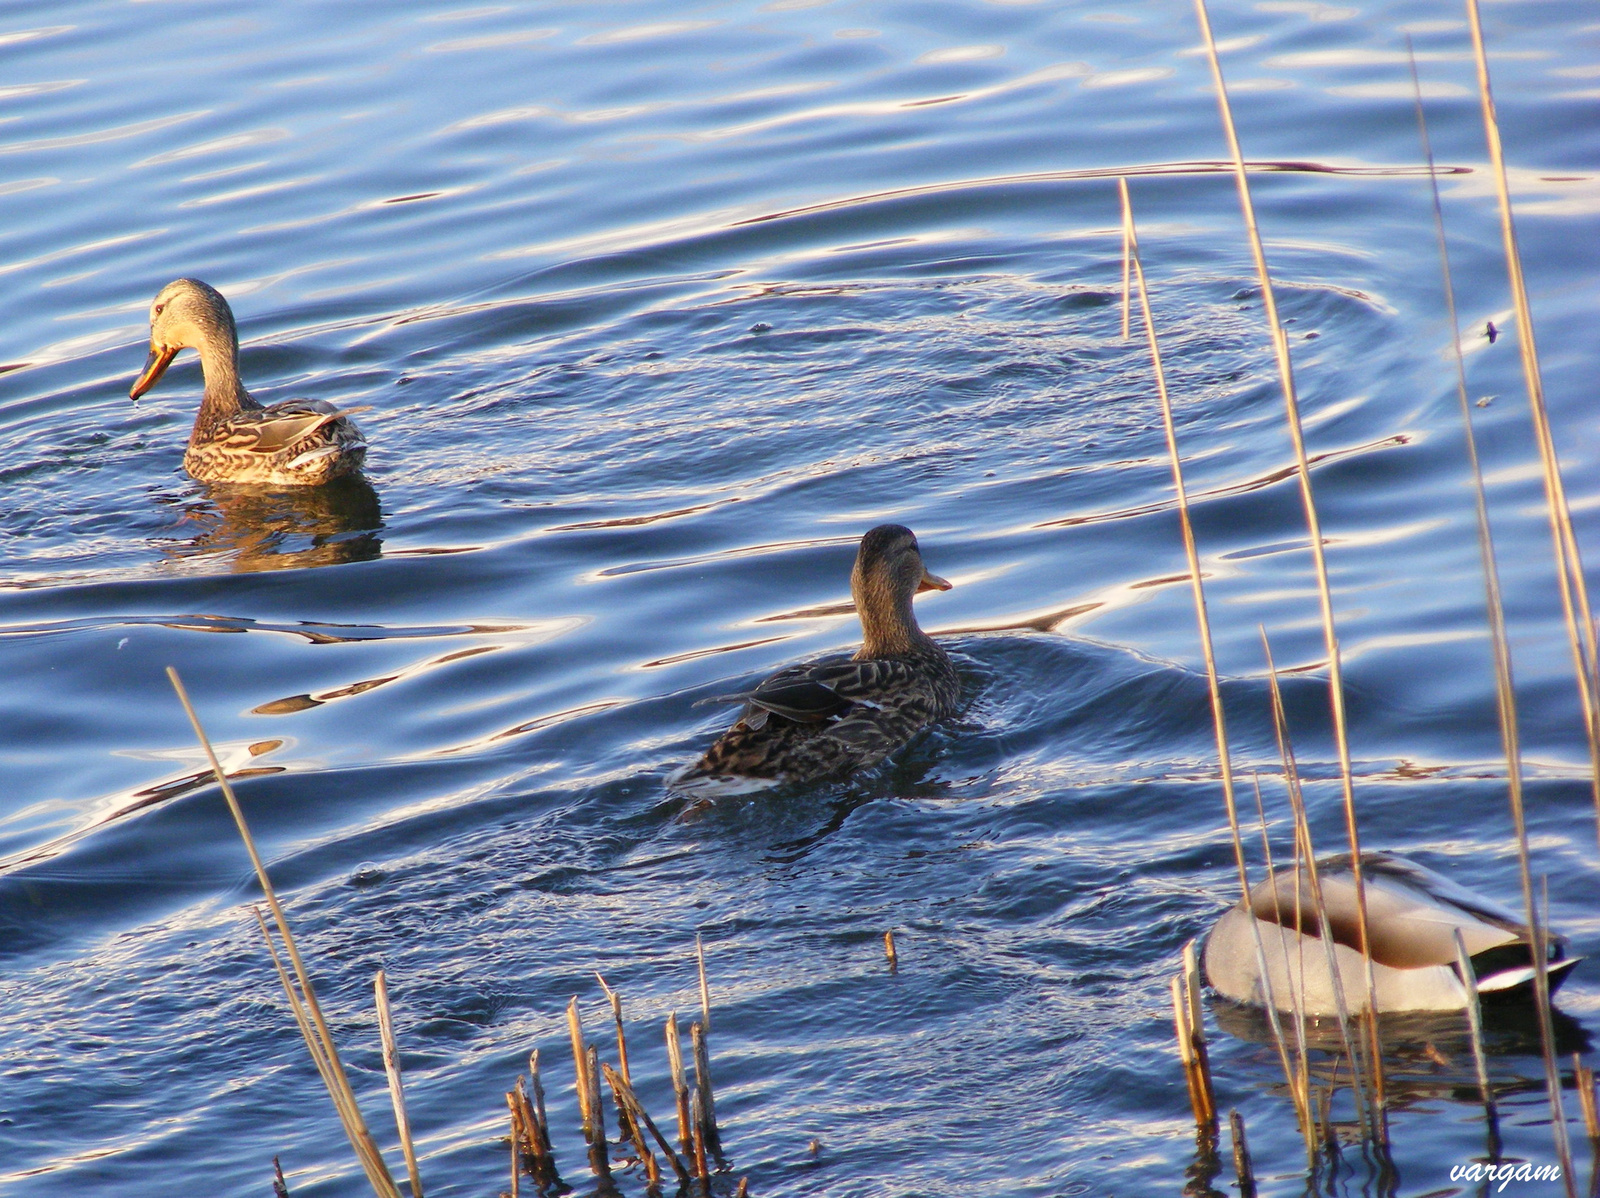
[153,304,165,318]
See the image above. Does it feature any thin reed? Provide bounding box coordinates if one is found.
[374,970,424,1198]
[1119,176,1314,1161]
[166,667,402,1198]
[1190,4,1389,1115]
[1462,2,1581,1183]
[1463,0,1600,839]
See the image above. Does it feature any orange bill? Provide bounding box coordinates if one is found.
[917,568,953,592]
[130,343,179,400]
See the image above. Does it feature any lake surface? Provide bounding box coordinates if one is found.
[2,1,1598,1195]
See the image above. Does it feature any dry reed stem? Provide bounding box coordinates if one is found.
[566,998,592,1143]
[254,919,397,1193]
[1119,203,1133,341]
[602,1062,659,1190]
[167,668,401,1198]
[1119,177,1321,1157]
[1116,178,1248,897]
[1249,779,1316,1158]
[585,1045,611,1181]
[1184,959,1216,1126]
[696,934,712,1034]
[667,1013,692,1158]
[1260,638,1377,1142]
[690,1086,711,1189]
[254,909,340,1103]
[1464,3,1582,1185]
[595,973,632,1084]
[595,973,637,1149]
[1181,942,1217,1126]
[273,1156,290,1198]
[506,1093,522,1198]
[1126,170,1324,1158]
[1451,931,1498,1128]
[1171,975,1211,1129]
[691,1020,723,1157]
[1575,1056,1599,1142]
[1463,0,1600,839]
[884,930,898,972]
[1406,42,1517,1167]
[603,1060,692,1189]
[1228,1110,1257,1198]
[374,971,424,1198]
[1182,964,1217,1129]
[528,1050,558,1177]
[1190,0,1385,1109]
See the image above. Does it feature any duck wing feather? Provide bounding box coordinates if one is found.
[218,400,366,455]
[1249,852,1547,970]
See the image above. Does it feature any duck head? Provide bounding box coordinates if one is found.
[130,278,239,400]
[852,524,951,654]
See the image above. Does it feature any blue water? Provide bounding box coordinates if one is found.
[2,1,1598,1195]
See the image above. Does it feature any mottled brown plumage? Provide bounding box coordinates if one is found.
[671,525,959,795]
[130,278,367,486]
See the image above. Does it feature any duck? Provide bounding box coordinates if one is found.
[670,524,960,795]
[1203,851,1580,1014]
[130,278,367,486]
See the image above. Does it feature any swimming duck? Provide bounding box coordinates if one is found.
[1204,851,1580,1014]
[670,524,960,795]
[130,278,366,485]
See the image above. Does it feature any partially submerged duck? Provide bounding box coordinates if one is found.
[131,278,366,486]
[1204,852,1580,1014]
[670,524,959,795]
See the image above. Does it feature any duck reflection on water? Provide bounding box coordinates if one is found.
[158,473,383,572]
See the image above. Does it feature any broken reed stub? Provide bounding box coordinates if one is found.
[604,1059,691,1190]
[884,930,898,972]
[1575,1055,1599,1142]
[1228,1110,1257,1198]
[691,1020,723,1157]
[584,1044,612,1180]
[697,934,712,1033]
[566,998,591,1143]
[1170,973,1215,1130]
[374,970,424,1198]
[273,1156,290,1198]
[690,1086,711,1187]
[602,1061,660,1189]
[667,1013,692,1158]
[506,1092,523,1198]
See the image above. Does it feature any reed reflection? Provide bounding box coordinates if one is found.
[161,474,383,572]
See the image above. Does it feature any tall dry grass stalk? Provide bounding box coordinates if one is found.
[166,667,402,1198]
[374,970,424,1198]
[1118,178,1314,1157]
[1451,929,1500,1158]
[1407,38,1571,1182]
[1191,0,1385,1117]
[1464,0,1600,843]
[1461,6,1581,1185]
[1259,638,1379,1144]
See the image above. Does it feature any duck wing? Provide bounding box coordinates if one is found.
[747,658,937,722]
[1249,852,1552,970]
[218,400,367,455]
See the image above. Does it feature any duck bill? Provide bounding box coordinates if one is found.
[130,343,178,400]
[917,568,953,593]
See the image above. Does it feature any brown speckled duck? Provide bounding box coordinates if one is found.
[130,278,366,486]
[671,524,959,795]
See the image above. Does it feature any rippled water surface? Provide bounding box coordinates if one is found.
[4,1,1600,1195]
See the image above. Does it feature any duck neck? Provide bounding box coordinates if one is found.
[191,326,257,441]
[855,577,931,659]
